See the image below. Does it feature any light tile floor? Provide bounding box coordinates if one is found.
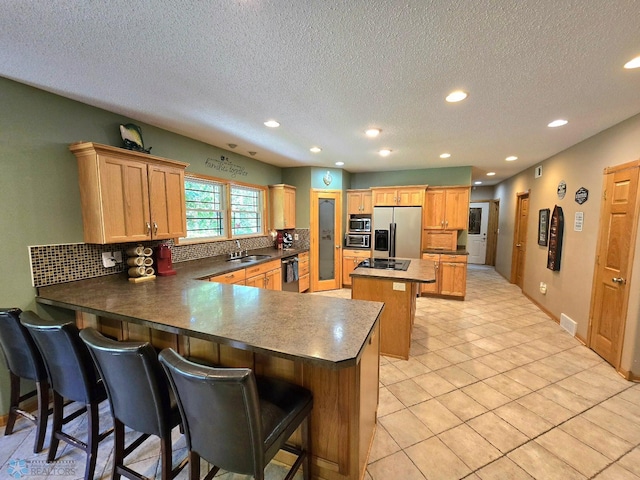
[1,265,639,479]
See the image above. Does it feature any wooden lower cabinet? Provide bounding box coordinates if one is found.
[299,252,310,292]
[211,259,282,290]
[342,249,371,287]
[420,253,467,298]
[79,310,380,480]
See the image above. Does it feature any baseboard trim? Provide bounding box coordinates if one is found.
[522,291,559,323]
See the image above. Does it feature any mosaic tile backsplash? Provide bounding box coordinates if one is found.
[30,229,310,288]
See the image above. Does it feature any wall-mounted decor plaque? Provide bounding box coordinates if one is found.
[538,208,550,246]
[547,205,564,271]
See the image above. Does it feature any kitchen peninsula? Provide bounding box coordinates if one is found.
[36,254,383,480]
[351,258,436,360]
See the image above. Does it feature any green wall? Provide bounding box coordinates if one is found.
[351,166,472,188]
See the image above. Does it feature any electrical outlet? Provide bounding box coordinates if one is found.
[294,234,299,241]
[539,282,547,294]
[102,252,116,268]
[113,251,122,263]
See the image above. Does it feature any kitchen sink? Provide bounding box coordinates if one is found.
[227,254,272,263]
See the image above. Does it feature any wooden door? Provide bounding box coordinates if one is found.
[510,192,529,288]
[284,187,296,228]
[265,268,282,291]
[423,189,446,229]
[371,189,397,206]
[396,188,424,206]
[589,163,640,367]
[310,190,342,292]
[361,191,373,214]
[420,254,440,294]
[485,200,500,266]
[148,164,186,239]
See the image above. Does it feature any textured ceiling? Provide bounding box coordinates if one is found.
[1,1,639,184]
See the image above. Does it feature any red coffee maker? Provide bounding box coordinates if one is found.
[155,243,176,276]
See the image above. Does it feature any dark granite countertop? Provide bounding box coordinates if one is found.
[422,248,469,255]
[351,257,437,283]
[36,248,383,370]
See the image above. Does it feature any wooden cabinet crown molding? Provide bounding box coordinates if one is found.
[70,142,190,169]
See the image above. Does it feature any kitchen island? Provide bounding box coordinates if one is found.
[351,258,436,360]
[36,255,384,480]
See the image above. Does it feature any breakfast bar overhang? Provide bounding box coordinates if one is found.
[36,257,384,480]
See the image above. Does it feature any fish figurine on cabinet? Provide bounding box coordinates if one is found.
[119,123,151,153]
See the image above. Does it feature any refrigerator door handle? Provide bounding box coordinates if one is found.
[389,223,396,257]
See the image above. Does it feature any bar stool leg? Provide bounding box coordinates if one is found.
[34,381,49,453]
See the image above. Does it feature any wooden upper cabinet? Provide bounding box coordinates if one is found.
[70,142,188,244]
[424,186,470,230]
[269,184,296,229]
[371,186,425,206]
[347,190,372,214]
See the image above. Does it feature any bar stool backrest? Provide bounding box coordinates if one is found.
[0,308,47,382]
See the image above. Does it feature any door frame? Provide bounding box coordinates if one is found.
[510,191,530,286]
[587,160,640,370]
[310,189,343,292]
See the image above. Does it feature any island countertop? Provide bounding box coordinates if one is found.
[350,257,437,283]
[36,252,384,370]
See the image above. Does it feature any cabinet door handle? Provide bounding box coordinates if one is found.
[445,220,448,227]
[146,222,151,234]
[153,222,158,235]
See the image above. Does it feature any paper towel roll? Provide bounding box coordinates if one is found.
[145,267,155,276]
[126,257,144,267]
[128,266,145,277]
[143,256,154,266]
[143,247,153,257]
[126,246,144,257]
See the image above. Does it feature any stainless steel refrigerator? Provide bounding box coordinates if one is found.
[372,206,422,258]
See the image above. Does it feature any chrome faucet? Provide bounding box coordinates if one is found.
[236,240,241,249]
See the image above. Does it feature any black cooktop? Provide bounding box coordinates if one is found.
[357,258,411,271]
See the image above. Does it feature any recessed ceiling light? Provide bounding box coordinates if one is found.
[335,161,344,166]
[487,172,496,176]
[440,153,451,159]
[548,119,568,128]
[365,128,381,137]
[474,181,482,185]
[379,149,392,157]
[624,55,640,69]
[264,120,280,128]
[446,90,468,103]
[310,146,322,153]
[505,156,518,161]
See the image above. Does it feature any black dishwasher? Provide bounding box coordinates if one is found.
[281,256,299,292]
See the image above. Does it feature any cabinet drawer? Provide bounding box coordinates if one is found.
[299,262,310,276]
[209,269,246,284]
[343,249,371,258]
[245,259,281,277]
[442,255,468,263]
[299,273,310,292]
[421,253,440,262]
[299,251,309,262]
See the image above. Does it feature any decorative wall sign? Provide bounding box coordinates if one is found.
[574,212,584,231]
[535,165,543,178]
[204,155,249,178]
[557,181,567,200]
[575,187,589,204]
[547,205,564,271]
[538,208,550,246]
[323,170,333,186]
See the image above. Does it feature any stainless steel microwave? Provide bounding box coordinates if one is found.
[345,233,371,248]
[349,217,371,232]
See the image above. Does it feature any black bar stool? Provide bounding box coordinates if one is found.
[79,328,188,480]
[20,312,112,480]
[0,308,50,452]
[159,348,313,480]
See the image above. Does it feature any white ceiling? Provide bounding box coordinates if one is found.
[2,1,639,185]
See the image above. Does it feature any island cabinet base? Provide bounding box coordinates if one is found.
[351,277,417,360]
[76,312,380,480]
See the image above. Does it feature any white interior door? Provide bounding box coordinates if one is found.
[468,202,489,264]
